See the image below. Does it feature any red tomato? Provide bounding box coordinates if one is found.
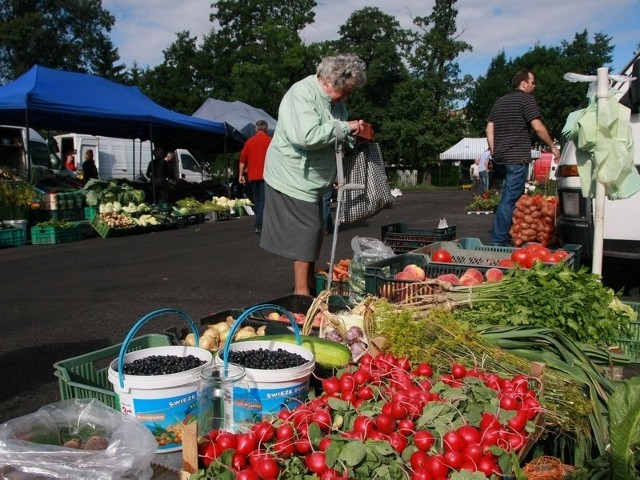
[544,253,563,263]
[511,248,534,268]
[497,258,515,268]
[431,249,452,263]
[554,249,569,259]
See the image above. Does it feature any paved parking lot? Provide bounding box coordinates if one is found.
[0,188,636,423]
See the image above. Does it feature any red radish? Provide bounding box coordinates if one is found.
[305,451,329,475]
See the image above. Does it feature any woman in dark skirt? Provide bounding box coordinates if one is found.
[260,54,368,295]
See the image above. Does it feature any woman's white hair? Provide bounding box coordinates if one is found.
[316,54,367,91]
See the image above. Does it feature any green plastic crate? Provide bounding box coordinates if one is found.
[0,226,26,247]
[90,215,140,239]
[315,272,350,299]
[31,223,84,244]
[364,253,438,303]
[84,206,99,221]
[618,302,640,362]
[381,223,457,253]
[53,334,173,409]
[413,238,582,272]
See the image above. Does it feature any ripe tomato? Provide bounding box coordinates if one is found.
[511,248,534,268]
[497,258,515,268]
[431,249,452,263]
[544,252,563,263]
[553,249,569,259]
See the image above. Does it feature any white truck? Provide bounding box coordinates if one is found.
[0,126,53,178]
[556,52,640,262]
[53,133,213,184]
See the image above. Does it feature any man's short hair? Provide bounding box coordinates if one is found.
[256,120,268,131]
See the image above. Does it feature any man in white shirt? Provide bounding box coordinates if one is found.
[478,148,491,193]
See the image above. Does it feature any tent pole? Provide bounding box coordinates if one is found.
[225,126,230,198]
[149,124,156,204]
[591,67,609,276]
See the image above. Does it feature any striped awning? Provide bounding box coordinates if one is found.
[439,137,541,161]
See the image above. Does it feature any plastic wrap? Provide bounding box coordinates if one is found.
[0,399,157,479]
[348,236,395,304]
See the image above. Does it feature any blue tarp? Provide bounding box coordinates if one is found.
[0,65,227,150]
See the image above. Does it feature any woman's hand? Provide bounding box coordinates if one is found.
[348,119,365,135]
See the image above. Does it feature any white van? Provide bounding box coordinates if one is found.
[556,53,640,261]
[0,125,53,179]
[53,133,212,184]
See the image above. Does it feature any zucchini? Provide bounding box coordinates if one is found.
[236,334,352,368]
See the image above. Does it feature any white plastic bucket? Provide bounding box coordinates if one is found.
[107,308,212,452]
[108,345,212,452]
[218,304,316,430]
[219,340,315,429]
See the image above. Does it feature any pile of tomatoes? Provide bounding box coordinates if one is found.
[510,194,558,247]
[496,242,570,269]
[196,353,542,479]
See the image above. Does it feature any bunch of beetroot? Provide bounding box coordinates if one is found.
[197,353,542,479]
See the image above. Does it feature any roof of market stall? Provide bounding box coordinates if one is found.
[0,65,228,151]
[439,137,541,161]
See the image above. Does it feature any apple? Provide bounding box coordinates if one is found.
[403,264,426,281]
[485,268,504,283]
[437,273,460,285]
[462,268,483,283]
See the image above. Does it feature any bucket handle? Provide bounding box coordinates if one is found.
[222,304,301,371]
[116,308,200,389]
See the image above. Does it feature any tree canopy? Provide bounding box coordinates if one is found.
[0,0,618,180]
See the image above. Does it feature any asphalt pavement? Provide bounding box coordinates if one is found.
[0,188,637,424]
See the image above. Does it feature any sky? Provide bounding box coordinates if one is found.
[103,0,640,79]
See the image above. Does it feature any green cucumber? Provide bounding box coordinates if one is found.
[235,334,352,368]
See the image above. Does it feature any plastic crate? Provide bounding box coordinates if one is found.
[84,206,99,221]
[413,238,582,272]
[364,253,438,302]
[315,272,350,299]
[0,227,26,247]
[382,223,457,253]
[52,334,172,409]
[172,212,205,225]
[617,302,640,362]
[30,223,84,244]
[90,215,140,239]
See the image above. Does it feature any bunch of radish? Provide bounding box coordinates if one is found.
[509,194,558,247]
[197,353,542,479]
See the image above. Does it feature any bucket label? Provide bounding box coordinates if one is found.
[230,380,309,424]
[129,391,198,451]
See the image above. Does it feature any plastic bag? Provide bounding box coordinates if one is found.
[348,236,395,304]
[0,399,157,480]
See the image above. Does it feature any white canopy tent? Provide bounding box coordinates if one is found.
[439,137,541,161]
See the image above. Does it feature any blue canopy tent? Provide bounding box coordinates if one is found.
[0,65,229,176]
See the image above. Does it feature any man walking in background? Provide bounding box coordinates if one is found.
[239,120,272,234]
[478,148,491,193]
[487,69,560,246]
